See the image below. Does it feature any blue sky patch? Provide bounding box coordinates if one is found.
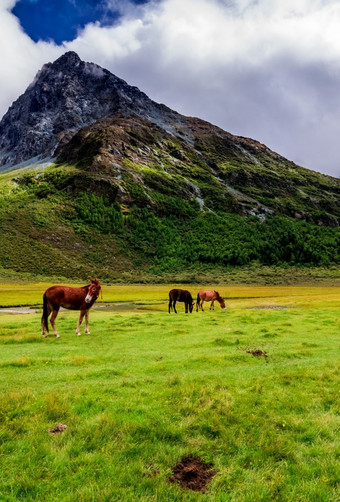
[12,0,148,44]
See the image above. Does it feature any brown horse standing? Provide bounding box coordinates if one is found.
[41,278,102,337]
[196,290,226,311]
[169,289,195,314]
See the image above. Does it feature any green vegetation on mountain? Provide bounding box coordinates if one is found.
[1,115,340,284]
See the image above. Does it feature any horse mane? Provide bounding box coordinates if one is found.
[82,278,100,289]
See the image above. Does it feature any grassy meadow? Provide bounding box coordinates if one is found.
[0,284,339,501]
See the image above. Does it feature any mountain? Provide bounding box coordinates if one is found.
[0,52,339,281]
[0,51,182,170]
[1,52,339,225]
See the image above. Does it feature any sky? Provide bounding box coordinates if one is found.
[1,0,340,178]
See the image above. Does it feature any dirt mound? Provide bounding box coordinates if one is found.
[169,455,216,492]
[48,423,67,434]
[246,348,268,362]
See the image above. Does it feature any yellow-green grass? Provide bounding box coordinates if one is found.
[1,282,340,308]
[0,286,339,501]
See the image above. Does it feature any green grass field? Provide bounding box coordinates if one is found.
[0,285,339,501]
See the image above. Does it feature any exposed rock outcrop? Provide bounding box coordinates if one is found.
[0,51,183,170]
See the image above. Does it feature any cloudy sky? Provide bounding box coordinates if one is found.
[1,0,340,178]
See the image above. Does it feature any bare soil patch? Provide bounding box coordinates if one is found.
[169,455,216,492]
[48,423,67,434]
[246,348,268,362]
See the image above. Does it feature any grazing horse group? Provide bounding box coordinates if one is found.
[41,279,226,337]
[168,288,226,313]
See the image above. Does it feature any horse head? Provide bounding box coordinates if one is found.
[85,278,102,303]
[214,291,226,310]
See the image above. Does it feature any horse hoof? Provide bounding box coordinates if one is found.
[55,334,60,338]
[77,333,81,337]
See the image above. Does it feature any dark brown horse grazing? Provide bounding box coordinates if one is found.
[196,290,226,311]
[169,289,195,314]
[41,278,102,337]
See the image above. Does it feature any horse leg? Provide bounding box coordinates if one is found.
[173,300,177,314]
[210,300,215,310]
[169,298,172,313]
[76,310,86,336]
[201,300,204,312]
[50,307,60,338]
[85,310,90,334]
[185,302,188,313]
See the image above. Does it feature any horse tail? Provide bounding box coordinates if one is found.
[196,293,201,311]
[42,293,49,333]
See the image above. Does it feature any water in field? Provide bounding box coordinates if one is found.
[94,302,138,311]
[0,301,164,314]
[0,306,40,314]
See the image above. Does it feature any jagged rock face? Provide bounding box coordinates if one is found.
[0,51,182,169]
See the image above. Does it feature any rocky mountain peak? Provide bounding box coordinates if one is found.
[53,51,82,67]
[0,51,181,171]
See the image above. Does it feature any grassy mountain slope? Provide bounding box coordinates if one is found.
[0,114,339,283]
[58,114,340,224]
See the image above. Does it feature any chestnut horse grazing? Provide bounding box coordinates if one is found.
[41,278,102,337]
[169,289,195,314]
[196,290,226,311]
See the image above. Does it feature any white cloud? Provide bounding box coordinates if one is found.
[0,2,63,115]
[1,0,340,176]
